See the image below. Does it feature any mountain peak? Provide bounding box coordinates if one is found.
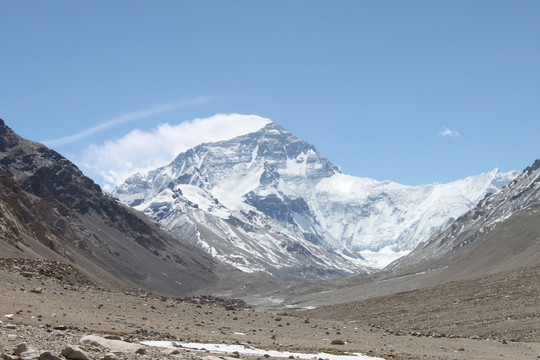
[114,119,517,276]
[237,121,293,143]
[259,121,286,132]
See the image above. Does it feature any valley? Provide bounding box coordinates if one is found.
[1,118,539,359]
[3,1,539,359]
[1,258,539,360]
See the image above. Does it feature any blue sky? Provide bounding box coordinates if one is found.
[1,1,539,189]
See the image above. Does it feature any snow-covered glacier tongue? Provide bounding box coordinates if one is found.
[113,121,519,280]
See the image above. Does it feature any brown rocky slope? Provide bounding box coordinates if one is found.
[0,118,248,296]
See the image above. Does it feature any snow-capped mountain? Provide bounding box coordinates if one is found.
[114,121,518,279]
[387,158,540,273]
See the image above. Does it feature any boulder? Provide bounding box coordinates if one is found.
[19,350,41,360]
[61,345,90,360]
[13,343,30,356]
[38,352,62,360]
[80,335,146,355]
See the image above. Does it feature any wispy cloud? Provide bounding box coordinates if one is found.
[43,96,211,146]
[438,127,460,139]
[77,114,272,191]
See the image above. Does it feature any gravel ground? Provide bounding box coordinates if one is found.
[1,259,539,360]
[304,264,540,343]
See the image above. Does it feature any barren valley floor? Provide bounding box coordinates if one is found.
[1,259,539,360]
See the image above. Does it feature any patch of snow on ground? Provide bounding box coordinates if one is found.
[142,341,385,360]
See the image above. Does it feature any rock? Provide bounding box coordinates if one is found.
[202,356,228,360]
[103,335,122,340]
[13,343,29,356]
[61,346,89,360]
[38,351,62,360]
[30,288,43,294]
[330,339,345,345]
[79,335,146,355]
[48,330,65,339]
[100,354,117,360]
[19,350,41,360]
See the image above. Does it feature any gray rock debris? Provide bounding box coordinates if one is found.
[100,353,118,360]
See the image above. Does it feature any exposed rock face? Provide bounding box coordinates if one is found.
[0,166,65,253]
[0,119,221,296]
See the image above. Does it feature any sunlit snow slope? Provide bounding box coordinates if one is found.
[114,122,518,279]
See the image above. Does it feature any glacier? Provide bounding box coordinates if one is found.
[113,121,518,280]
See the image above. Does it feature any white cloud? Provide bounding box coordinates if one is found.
[438,127,460,139]
[43,96,211,146]
[78,114,272,191]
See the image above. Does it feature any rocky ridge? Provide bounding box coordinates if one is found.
[0,257,94,287]
[387,158,540,273]
[0,119,228,296]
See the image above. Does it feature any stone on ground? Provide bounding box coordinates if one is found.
[79,335,146,355]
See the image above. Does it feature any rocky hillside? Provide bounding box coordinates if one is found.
[0,119,226,296]
[387,158,540,276]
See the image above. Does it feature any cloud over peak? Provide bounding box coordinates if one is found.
[78,114,271,191]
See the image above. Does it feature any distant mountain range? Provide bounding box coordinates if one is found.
[1,117,537,357]
[1,116,537,305]
[114,122,518,280]
[387,158,540,276]
[247,156,539,310]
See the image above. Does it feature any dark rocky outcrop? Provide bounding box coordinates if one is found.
[0,119,222,296]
